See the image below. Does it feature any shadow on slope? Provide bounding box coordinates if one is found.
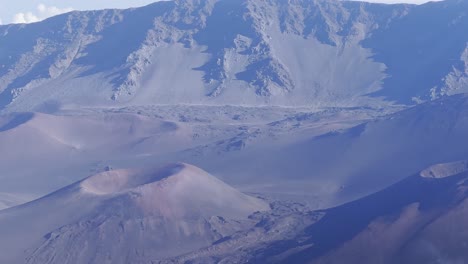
[0,112,34,132]
[363,0,468,103]
[251,161,468,263]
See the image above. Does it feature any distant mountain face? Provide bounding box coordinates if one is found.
[0,0,467,111]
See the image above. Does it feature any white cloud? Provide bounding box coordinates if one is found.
[12,4,73,24]
[13,12,39,24]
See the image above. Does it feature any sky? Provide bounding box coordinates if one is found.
[0,0,441,25]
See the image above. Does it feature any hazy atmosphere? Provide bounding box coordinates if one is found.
[0,0,466,263]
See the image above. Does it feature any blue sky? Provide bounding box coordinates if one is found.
[0,0,440,25]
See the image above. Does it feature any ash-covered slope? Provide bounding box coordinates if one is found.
[0,111,193,209]
[250,160,468,264]
[196,94,468,207]
[0,163,268,264]
[1,0,467,111]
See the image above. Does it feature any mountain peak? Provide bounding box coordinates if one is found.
[79,163,192,195]
[0,163,269,263]
[76,162,270,219]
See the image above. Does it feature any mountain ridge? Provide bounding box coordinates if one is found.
[1,0,467,112]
